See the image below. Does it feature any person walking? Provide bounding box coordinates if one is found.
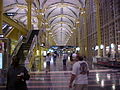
[53,53,57,64]
[69,56,89,90]
[45,53,51,73]
[6,55,30,90]
[62,53,68,66]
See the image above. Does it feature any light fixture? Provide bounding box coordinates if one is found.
[73,27,76,30]
[100,44,104,49]
[95,46,99,50]
[46,28,50,31]
[111,43,114,48]
[76,47,80,51]
[76,21,79,24]
[36,50,39,56]
[49,32,52,34]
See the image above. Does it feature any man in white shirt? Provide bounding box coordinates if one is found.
[69,56,89,90]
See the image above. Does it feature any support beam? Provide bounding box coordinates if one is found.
[83,8,88,57]
[5,28,18,40]
[37,9,43,29]
[26,0,33,30]
[3,15,28,34]
[5,28,26,40]
[94,0,102,56]
[0,0,3,34]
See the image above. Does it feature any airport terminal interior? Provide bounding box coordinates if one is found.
[0,0,120,90]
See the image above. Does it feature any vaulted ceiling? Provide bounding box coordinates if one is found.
[3,0,85,45]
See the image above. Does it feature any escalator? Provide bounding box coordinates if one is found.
[12,30,39,64]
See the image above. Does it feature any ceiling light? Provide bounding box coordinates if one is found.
[46,28,50,31]
[76,21,79,24]
[45,22,48,25]
[49,32,52,34]
[73,27,76,29]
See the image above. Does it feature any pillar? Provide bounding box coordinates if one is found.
[94,0,102,56]
[37,9,43,29]
[26,0,33,30]
[0,0,3,34]
[80,8,88,57]
[83,10,88,57]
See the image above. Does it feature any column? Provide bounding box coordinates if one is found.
[76,19,80,47]
[94,0,102,56]
[37,9,43,30]
[0,0,3,34]
[26,0,33,30]
[81,8,88,57]
[84,9,88,57]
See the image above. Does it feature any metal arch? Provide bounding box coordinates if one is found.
[49,15,75,25]
[15,14,27,21]
[48,14,75,21]
[33,0,40,9]
[44,2,80,10]
[4,3,27,12]
[52,27,71,35]
[64,32,71,38]
[46,8,57,19]
[78,0,84,7]
[52,26,72,32]
[41,0,47,8]
[63,1,82,7]
[33,2,37,9]
[16,11,37,20]
[52,27,72,35]
[51,24,72,30]
[52,30,71,41]
[4,3,18,11]
[45,3,80,19]
[51,23,72,30]
[51,21,73,28]
[47,14,76,25]
[66,7,78,18]
[50,17,74,26]
[12,8,22,19]
[52,30,71,37]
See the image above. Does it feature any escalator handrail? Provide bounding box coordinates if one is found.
[26,35,37,62]
[25,30,33,43]
[12,35,25,56]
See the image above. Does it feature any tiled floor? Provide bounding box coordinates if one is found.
[1,57,120,90]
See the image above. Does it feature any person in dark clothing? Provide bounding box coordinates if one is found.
[53,53,57,63]
[62,53,68,66]
[6,55,30,90]
[107,52,111,58]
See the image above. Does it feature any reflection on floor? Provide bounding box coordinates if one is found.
[28,69,120,90]
[1,57,120,90]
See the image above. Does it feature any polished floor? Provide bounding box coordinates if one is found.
[1,57,120,90]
